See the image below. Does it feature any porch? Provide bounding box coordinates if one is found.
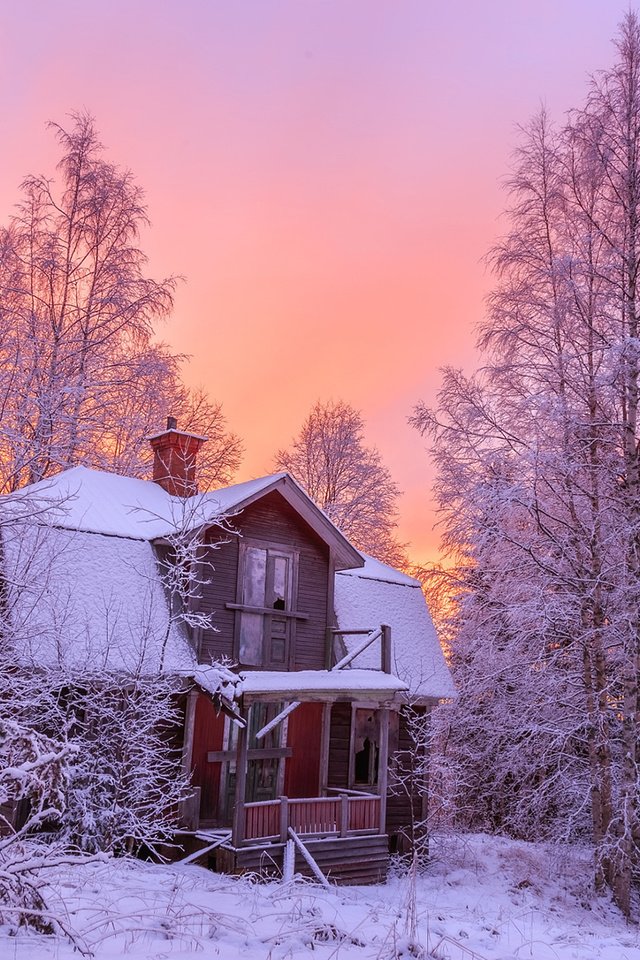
[183,625,409,881]
[243,790,381,844]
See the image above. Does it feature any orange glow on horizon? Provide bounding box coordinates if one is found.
[0,1,621,566]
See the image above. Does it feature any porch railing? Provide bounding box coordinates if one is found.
[243,793,380,843]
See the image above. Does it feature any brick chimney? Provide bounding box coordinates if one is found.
[147,417,208,497]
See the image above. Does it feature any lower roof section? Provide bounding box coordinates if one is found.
[193,664,408,704]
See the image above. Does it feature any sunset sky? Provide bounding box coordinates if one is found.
[0,1,622,565]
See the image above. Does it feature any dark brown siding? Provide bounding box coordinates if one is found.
[191,693,225,822]
[284,702,323,798]
[197,528,239,662]
[327,702,351,789]
[217,834,389,884]
[198,490,330,670]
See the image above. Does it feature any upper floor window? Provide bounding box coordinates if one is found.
[236,541,299,668]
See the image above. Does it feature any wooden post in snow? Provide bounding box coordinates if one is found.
[232,712,249,846]
[381,624,392,674]
[279,796,289,843]
[378,708,390,835]
[288,828,331,889]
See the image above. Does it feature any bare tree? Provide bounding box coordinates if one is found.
[0,112,242,492]
[275,400,406,566]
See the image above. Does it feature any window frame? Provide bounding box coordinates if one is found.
[233,538,300,669]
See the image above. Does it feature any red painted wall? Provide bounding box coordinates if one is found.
[190,693,225,822]
[284,702,323,798]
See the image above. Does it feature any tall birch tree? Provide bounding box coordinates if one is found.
[0,113,241,492]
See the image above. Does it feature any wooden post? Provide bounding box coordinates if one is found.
[232,709,249,846]
[288,828,331,889]
[279,796,289,842]
[339,794,349,838]
[378,708,390,835]
[181,689,198,779]
[179,689,199,829]
[319,702,332,795]
[381,624,392,674]
[324,627,334,669]
[325,554,336,667]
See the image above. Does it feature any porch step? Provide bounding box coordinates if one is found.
[216,833,389,885]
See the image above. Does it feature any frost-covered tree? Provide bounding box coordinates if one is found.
[0,112,241,492]
[413,13,640,915]
[0,485,232,934]
[275,400,406,566]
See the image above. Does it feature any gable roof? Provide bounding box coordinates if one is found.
[13,467,363,571]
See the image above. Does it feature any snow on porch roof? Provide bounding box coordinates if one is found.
[193,665,407,702]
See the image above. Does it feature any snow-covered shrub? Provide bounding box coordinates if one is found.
[56,672,190,856]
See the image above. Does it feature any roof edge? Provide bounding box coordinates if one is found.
[226,473,364,571]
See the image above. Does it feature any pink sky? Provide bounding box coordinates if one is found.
[0,1,622,564]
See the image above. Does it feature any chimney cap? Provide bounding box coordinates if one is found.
[146,415,208,444]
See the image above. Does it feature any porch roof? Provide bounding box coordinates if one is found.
[194,664,407,704]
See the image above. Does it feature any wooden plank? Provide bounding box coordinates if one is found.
[332,629,381,670]
[339,794,349,838]
[279,796,288,843]
[381,624,392,674]
[288,828,332,889]
[225,602,309,620]
[181,690,198,778]
[232,716,248,845]
[177,831,231,865]
[255,701,301,740]
[207,747,292,763]
[378,708,390,834]
[319,702,332,795]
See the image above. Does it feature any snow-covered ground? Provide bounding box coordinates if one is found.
[2,833,640,959]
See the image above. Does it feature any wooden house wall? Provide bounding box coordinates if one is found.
[284,702,323,797]
[197,491,330,669]
[190,693,225,823]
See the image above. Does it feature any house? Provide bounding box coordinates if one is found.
[1,422,454,883]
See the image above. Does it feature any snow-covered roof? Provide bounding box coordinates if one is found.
[7,466,281,541]
[8,468,362,569]
[1,468,453,699]
[335,555,455,702]
[2,521,195,675]
[238,668,406,700]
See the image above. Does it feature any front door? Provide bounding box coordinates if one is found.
[220,702,287,819]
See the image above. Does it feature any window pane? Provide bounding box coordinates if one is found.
[239,612,263,665]
[243,547,266,607]
[272,556,287,607]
